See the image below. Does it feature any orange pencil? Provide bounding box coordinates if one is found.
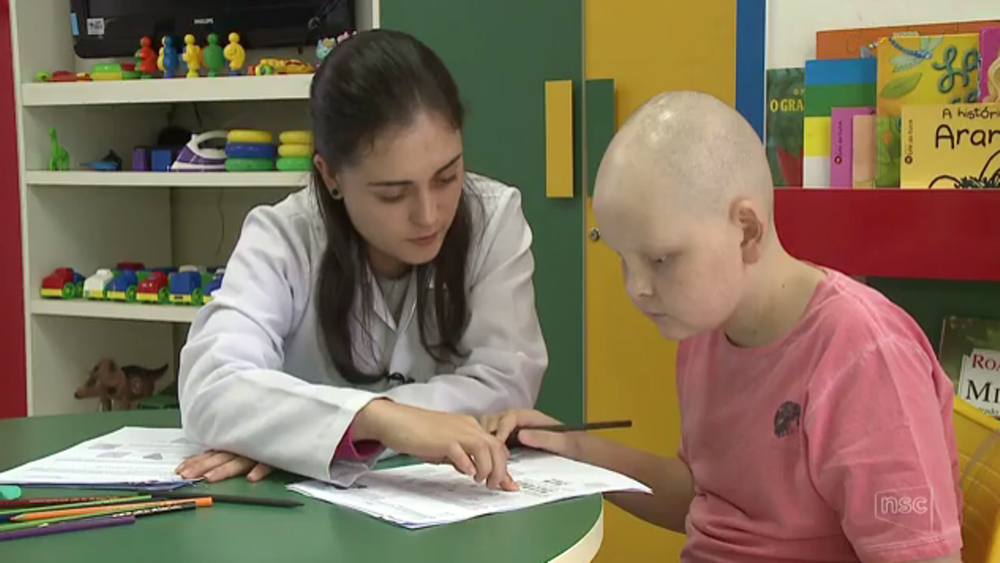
[11,497,212,522]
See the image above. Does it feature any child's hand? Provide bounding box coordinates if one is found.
[353,400,518,491]
[480,410,581,459]
[176,451,272,483]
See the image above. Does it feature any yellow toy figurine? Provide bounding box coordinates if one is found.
[224,32,246,76]
[183,34,202,78]
[157,37,166,73]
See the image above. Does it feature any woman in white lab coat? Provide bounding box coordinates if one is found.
[175,29,547,491]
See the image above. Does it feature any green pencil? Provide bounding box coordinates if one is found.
[0,500,197,533]
[0,494,151,519]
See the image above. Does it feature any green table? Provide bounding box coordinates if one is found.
[0,411,603,562]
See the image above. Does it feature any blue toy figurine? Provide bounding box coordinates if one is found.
[162,36,180,79]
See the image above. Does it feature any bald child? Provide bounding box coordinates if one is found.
[482,92,961,563]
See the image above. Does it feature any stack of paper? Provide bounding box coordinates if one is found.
[0,427,205,491]
[289,450,651,529]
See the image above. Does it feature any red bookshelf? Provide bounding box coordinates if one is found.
[774,189,1000,282]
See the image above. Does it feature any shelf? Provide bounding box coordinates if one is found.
[774,189,1000,282]
[25,171,310,188]
[21,74,312,107]
[31,299,200,323]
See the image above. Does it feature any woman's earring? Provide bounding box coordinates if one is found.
[331,188,343,200]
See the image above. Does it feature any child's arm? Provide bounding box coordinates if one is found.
[482,410,695,533]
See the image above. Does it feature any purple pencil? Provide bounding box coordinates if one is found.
[0,515,134,542]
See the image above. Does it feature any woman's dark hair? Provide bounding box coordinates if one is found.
[310,29,476,385]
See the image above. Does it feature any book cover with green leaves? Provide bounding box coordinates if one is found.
[766,68,805,187]
[876,34,981,187]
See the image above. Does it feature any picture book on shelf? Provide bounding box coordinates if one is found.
[765,68,804,187]
[852,114,877,188]
[817,20,1000,59]
[981,27,1000,102]
[875,34,981,187]
[803,58,877,188]
[901,103,1000,188]
[939,316,1000,417]
[830,107,874,188]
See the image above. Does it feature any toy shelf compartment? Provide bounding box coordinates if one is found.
[21,74,313,107]
[774,189,1000,282]
[32,299,200,324]
[25,171,310,189]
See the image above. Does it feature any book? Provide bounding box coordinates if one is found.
[765,68,805,187]
[817,20,1000,59]
[875,34,981,188]
[901,103,1000,188]
[803,59,877,188]
[981,27,1000,102]
[852,114,877,188]
[830,107,875,188]
[939,316,1000,417]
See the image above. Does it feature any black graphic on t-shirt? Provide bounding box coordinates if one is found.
[774,401,802,437]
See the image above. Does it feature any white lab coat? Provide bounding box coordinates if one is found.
[178,173,548,485]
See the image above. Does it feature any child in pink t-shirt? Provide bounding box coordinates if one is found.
[482,92,962,563]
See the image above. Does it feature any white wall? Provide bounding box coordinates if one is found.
[767,0,1000,69]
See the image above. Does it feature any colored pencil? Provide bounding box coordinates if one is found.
[152,490,303,508]
[0,515,135,543]
[0,501,199,533]
[0,496,133,510]
[0,495,151,520]
[10,497,212,522]
[505,420,633,448]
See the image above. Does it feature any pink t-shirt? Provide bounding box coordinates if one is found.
[676,270,962,563]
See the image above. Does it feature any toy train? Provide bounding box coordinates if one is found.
[42,263,225,306]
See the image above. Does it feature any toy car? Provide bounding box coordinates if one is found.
[40,267,84,299]
[202,269,225,303]
[169,271,206,305]
[83,268,115,300]
[116,261,145,271]
[106,269,145,302]
[136,271,170,304]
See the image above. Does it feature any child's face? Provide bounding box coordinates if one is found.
[594,168,750,341]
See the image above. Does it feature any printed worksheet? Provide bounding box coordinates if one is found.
[0,427,205,487]
[288,450,651,528]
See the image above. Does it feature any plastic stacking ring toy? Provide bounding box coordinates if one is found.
[278,144,313,158]
[226,157,275,172]
[227,130,273,144]
[279,130,314,145]
[276,157,314,172]
[226,143,277,159]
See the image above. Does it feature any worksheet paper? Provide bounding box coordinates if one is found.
[288,450,651,529]
[0,427,204,490]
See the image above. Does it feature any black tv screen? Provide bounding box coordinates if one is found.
[70,0,355,58]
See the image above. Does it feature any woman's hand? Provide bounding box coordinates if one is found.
[480,409,582,459]
[176,451,273,483]
[353,400,518,491]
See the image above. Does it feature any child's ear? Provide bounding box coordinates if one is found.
[732,199,766,264]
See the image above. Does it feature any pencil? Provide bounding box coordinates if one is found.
[505,420,633,448]
[11,497,212,522]
[0,496,133,510]
[152,491,303,508]
[0,501,199,534]
[0,495,151,521]
[0,515,135,543]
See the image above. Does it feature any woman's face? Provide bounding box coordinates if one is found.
[315,111,465,278]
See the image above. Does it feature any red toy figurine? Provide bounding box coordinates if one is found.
[136,37,157,77]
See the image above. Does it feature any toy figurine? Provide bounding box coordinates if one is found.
[316,37,335,61]
[161,36,180,78]
[135,36,157,77]
[49,127,69,171]
[183,34,202,78]
[74,358,169,411]
[224,32,245,75]
[203,33,226,77]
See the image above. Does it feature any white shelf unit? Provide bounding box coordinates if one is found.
[32,300,201,324]
[10,0,380,416]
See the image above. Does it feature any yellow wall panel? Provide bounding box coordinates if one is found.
[584,0,737,561]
